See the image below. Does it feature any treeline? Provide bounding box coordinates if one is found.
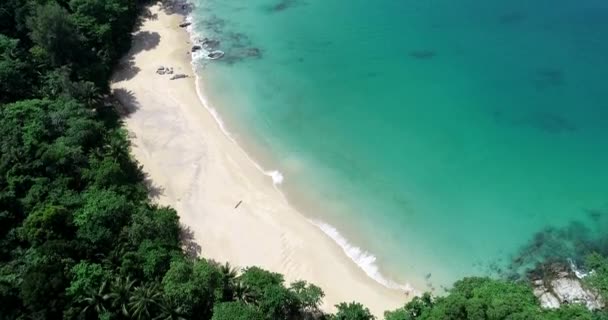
[1,0,608,319]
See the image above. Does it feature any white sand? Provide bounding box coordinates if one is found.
[111,3,407,315]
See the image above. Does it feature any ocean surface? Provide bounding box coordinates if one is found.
[189,0,608,291]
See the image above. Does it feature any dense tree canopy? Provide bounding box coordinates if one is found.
[1,0,608,319]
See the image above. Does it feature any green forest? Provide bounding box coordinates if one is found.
[1,0,608,319]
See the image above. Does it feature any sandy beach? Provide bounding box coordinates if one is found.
[111,2,406,315]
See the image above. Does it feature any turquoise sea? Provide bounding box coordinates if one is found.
[190,0,608,291]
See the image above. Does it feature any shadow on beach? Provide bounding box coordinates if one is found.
[131,30,161,54]
[112,88,140,116]
[113,0,192,83]
[112,59,141,82]
[144,172,165,199]
[180,225,202,258]
[111,31,159,82]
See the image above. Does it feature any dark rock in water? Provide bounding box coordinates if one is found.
[245,47,262,58]
[499,12,526,24]
[535,68,564,89]
[207,51,225,60]
[227,32,249,48]
[201,38,220,50]
[179,22,191,28]
[408,50,436,60]
[191,45,202,52]
[525,112,576,134]
[584,208,606,221]
[272,0,296,12]
[274,2,288,11]
[493,108,576,135]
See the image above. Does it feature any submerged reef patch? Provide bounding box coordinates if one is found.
[408,50,436,60]
[194,11,264,65]
[498,11,527,24]
[534,68,565,90]
[269,0,301,13]
[522,112,577,134]
[502,208,608,281]
[491,109,577,134]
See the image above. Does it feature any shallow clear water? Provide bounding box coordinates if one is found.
[190,0,608,290]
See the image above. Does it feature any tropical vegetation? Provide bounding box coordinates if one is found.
[1,0,608,319]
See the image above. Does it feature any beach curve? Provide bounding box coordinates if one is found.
[111,1,408,315]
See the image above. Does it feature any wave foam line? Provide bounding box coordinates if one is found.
[182,3,284,186]
[310,219,415,293]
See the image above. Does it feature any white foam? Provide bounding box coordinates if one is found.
[310,219,415,293]
[569,258,593,279]
[268,170,284,185]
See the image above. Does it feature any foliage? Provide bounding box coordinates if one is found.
[383,276,608,320]
[0,35,30,103]
[211,302,265,320]
[161,257,222,318]
[239,267,301,319]
[28,2,82,67]
[585,253,608,300]
[1,0,608,319]
[332,302,375,320]
[290,280,325,313]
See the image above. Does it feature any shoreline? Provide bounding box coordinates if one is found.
[187,11,419,295]
[111,1,408,316]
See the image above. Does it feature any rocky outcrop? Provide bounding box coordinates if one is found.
[201,38,220,51]
[207,51,225,60]
[156,66,174,75]
[532,271,604,310]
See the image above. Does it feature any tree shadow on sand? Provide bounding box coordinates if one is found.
[112,88,139,116]
[111,31,159,82]
[143,173,165,199]
[112,59,141,82]
[134,6,159,29]
[180,225,202,259]
[130,31,161,55]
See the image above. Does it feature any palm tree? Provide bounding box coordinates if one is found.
[233,281,256,305]
[74,81,102,107]
[129,283,162,320]
[79,281,111,319]
[154,297,186,320]
[219,262,239,280]
[107,276,136,317]
[219,262,239,301]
